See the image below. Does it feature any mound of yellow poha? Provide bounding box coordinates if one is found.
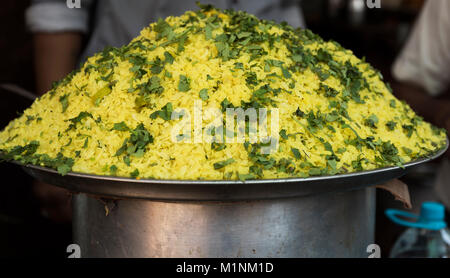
[0,5,446,180]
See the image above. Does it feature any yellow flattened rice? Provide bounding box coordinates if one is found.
[0,5,446,180]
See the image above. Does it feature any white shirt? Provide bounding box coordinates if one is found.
[392,0,450,208]
[392,0,450,97]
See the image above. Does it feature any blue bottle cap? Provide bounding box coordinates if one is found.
[385,202,447,230]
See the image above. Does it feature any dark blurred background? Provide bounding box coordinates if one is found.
[0,0,446,258]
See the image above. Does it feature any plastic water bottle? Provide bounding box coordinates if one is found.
[385,202,450,258]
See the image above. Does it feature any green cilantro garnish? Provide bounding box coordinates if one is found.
[150,57,164,74]
[178,75,191,92]
[130,169,139,178]
[83,137,89,149]
[279,129,288,140]
[112,122,130,131]
[386,121,397,131]
[402,124,414,138]
[291,148,301,159]
[214,158,235,170]
[234,62,244,70]
[115,123,154,160]
[92,85,112,106]
[134,76,164,109]
[389,100,396,108]
[164,51,174,64]
[294,107,305,118]
[199,89,209,101]
[109,165,118,176]
[59,94,69,113]
[123,155,131,166]
[66,112,93,131]
[364,114,379,128]
[211,142,226,151]
[150,102,173,121]
[237,172,255,181]
[220,98,235,112]
[402,147,412,155]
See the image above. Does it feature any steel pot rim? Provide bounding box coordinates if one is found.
[16,138,448,201]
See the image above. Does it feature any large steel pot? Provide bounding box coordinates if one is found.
[19,144,447,258]
[72,187,375,257]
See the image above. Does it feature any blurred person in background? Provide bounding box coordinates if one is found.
[391,0,450,208]
[26,0,306,222]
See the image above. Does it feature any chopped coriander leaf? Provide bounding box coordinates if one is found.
[325,112,339,122]
[378,141,403,166]
[150,102,173,121]
[213,158,235,170]
[56,158,74,175]
[237,172,255,181]
[92,85,112,106]
[130,64,147,79]
[352,157,366,171]
[364,114,379,128]
[199,89,209,101]
[402,124,414,138]
[123,155,131,166]
[281,67,291,78]
[205,24,213,40]
[323,141,334,153]
[305,111,327,132]
[402,147,413,155]
[294,107,305,118]
[389,99,396,108]
[211,142,226,151]
[154,18,174,41]
[66,112,93,131]
[386,121,397,131]
[316,48,332,63]
[150,57,164,74]
[279,129,288,140]
[164,51,174,64]
[83,138,89,148]
[291,148,301,159]
[386,82,393,93]
[321,84,339,98]
[25,115,35,125]
[4,140,40,159]
[59,94,69,113]
[115,123,154,159]
[245,72,258,87]
[234,62,244,70]
[64,138,72,147]
[112,122,130,131]
[220,98,234,112]
[309,167,322,176]
[178,75,191,92]
[327,159,337,170]
[134,76,164,109]
[6,150,76,176]
[130,169,139,178]
[110,165,118,176]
